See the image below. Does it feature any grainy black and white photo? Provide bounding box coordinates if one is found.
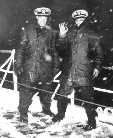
[0,0,113,137]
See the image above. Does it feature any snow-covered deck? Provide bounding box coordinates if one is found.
[0,50,113,137]
[0,87,113,138]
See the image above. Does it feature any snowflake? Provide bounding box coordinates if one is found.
[21,27,25,31]
[25,20,29,23]
[109,9,113,12]
[91,12,95,16]
[94,19,98,23]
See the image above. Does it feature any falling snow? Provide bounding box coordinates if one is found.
[0,0,113,137]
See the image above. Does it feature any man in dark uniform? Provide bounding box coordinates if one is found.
[52,9,103,131]
[15,7,60,123]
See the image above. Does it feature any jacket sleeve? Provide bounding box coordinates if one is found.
[50,30,61,74]
[56,31,71,51]
[15,27,28,70]
[88,33,103,70]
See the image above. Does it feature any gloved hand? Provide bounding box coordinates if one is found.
[93,68,100,79]
[59,22,68,38]
[67,79,73,86]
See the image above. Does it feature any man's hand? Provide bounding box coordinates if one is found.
[59,22,68,38]
[93,68,100,79]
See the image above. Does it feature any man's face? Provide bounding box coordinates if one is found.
[75,18,85,27]
[36,16,48,27]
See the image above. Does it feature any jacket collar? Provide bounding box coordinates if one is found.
[34,23,51,30]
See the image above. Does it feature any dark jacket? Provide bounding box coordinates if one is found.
[58,23,103,87]
[15,24,60,84]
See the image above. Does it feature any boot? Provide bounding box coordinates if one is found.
[83,104,97,131]
[52,113,65,122]
[83,121,96,131]
[42,108,55,117]
[52,98,68,122]
[20,114,28,123]
[83,115,96,131]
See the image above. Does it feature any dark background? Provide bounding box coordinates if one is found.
[0,0,113,50]
[0,0,113,106]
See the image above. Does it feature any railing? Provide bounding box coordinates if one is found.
[0,49,17,91]
[0,50,113,124]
